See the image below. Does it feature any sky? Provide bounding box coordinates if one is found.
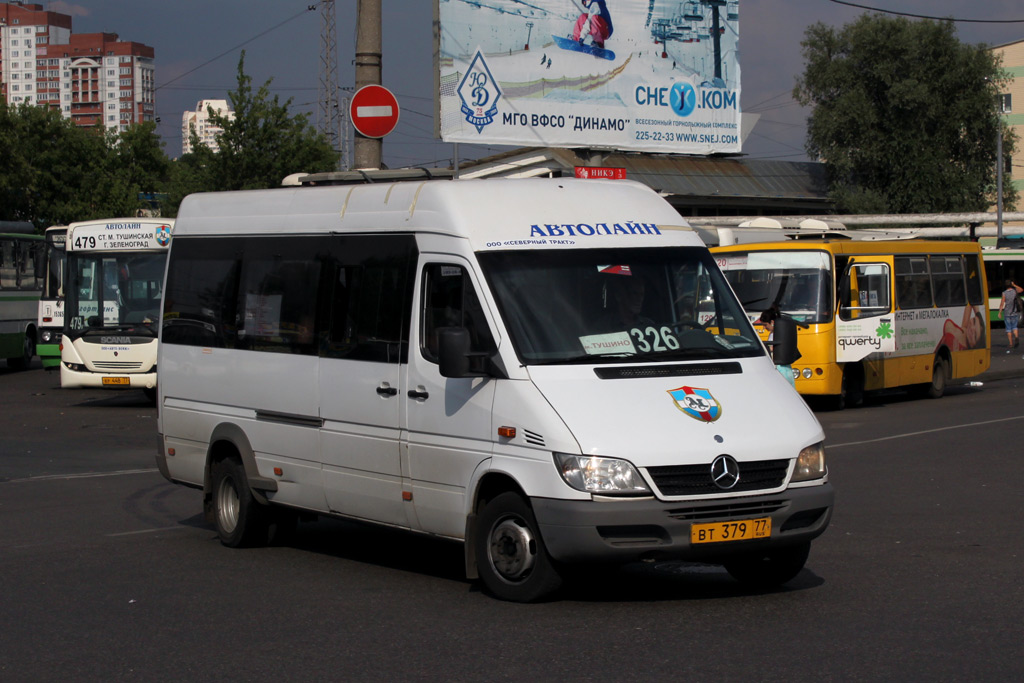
[44,0,1024,168]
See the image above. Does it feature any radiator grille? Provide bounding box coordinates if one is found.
[92,361,144,370]
[666,499,788,522]
[647,458,789,496]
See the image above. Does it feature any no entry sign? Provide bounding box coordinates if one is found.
[350,85,400,138]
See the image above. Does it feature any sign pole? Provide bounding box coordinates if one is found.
[354,0,382,170]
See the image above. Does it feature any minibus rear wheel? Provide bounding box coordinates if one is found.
[476,492,563,602]
[211,457,270,548]
[925,355,948,399]
[723,541,810,589]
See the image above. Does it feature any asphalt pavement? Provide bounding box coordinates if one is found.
[981,334,1024,382]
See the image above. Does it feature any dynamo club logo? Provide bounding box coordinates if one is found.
[457,49,502,133]
[154,224,172,247]
[669,385,722,422]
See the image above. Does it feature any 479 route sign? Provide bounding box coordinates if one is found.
[349,85,400,138]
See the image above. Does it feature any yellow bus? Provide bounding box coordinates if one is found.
[712,239,990,408]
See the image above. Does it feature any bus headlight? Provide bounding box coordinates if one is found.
[802,367,813,379]
[41,330,53,343]
[554,453,651,495]
[792,442,826,482]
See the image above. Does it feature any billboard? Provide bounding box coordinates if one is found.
[436,0,741,155]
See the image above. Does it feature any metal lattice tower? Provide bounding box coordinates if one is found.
[318,0,347,169]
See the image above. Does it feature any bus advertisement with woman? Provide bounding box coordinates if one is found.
[712,239,989,408]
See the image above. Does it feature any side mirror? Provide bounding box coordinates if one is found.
[772,316,802,366]
[437,327,472,378]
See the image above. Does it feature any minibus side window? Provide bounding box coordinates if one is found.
[964,255,984,306]
[162,237,241,348]
[420,264,496,363]
[237,239,321,356]
[895,256,931,310]
[839,262,890,320]
[931,255,965,308]
[321,235,415,364]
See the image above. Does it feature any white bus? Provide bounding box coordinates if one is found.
[157,178,833,602]
[981,244,1024,326]
[36,225,68,369]
[61,218,173,397]
[1,222,43,370]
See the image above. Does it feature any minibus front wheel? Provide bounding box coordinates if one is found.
[211,457,271,548]
[476,492,563,602]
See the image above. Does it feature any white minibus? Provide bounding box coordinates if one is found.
[157,178,833,602]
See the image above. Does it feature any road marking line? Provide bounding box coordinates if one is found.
[6,468,158,483]
[829,415,1024,449]
[107,526,184,537]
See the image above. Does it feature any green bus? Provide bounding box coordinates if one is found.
[36,226,68,369]
[981,238,1024,325]
[1,222,44,369]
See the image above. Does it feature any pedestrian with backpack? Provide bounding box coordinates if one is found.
[997,279,1023,352]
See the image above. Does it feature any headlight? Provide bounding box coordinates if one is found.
[792,442,826,482]
[554,453,651,495]
[41,330,53,343]
[802,367,813,379]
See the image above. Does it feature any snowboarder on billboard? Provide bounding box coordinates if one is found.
[572,0,613,49]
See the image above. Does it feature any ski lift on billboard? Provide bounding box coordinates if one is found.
[727,1,739,21]
[683,1,704,21]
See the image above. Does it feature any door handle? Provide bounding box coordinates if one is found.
[376,385,398,396]
[407,389,430,400]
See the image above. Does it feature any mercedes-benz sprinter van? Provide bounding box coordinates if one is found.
[156,178,832,602]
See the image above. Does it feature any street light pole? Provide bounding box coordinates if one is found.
[353,0,382,170]
[997,114,1004,240]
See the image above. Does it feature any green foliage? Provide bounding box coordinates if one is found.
[1,51,338,226]
[161,52,340,216]
[793,14,1017,214]
[0,100,168,229]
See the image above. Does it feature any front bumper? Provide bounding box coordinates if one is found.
[60,364,157,390]
[532,482,834,564]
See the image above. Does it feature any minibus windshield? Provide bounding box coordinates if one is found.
[717,250,833,324]
[478,247,764,365]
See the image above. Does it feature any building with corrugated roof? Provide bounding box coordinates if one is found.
[455,147,831,218]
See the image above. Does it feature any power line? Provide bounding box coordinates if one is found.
[827,0,1024,23]
[155,6,316,93]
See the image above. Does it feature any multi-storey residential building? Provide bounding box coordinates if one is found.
[181,99,234,155]
[0,2,155,132]
[991,39,1024,200]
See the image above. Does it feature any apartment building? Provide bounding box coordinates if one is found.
[991,39,1024,198]
[0,2,155,131]
[181,99,234,155]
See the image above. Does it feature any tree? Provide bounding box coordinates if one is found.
[794,14,1016,214]
[0,101,170,228]
[0,100,105,229]
[163,52,339,216]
